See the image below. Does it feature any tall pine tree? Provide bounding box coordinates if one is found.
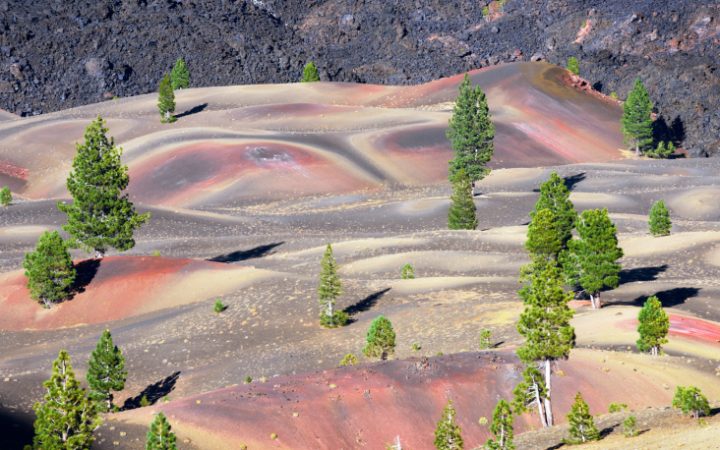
[158,74,176,123]
[636,295,669,356]
[170,58,190,90]
[448,169,478,230]
[23,231,76,308]
[621,78,653,156]
[485,399,514,450]
[33,350,101,449]
[531,172,577,254]
[446,74,494,187]
[561,208,623,309]
[648,200,671,236]
[434,400,463,450]
[58,117,150,258]
[565,393,600,444]
[301,62,320,82]
[318,244,346,327]
[516,259,575,427]
[146,413,177,450]
[87,329,127,412]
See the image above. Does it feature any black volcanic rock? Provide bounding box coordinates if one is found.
[0,0,718,155]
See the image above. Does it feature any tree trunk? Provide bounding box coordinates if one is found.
[651,346,658,357]
[326,301,333,318]
[533,381,548,428]
[635,142,640,156]
[95,249,105,259]
[543,359,554,426]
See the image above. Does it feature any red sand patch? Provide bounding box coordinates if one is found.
[619,313,720,344]
[0,256,240,331]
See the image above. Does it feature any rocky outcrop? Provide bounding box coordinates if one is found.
[1,0,718,155]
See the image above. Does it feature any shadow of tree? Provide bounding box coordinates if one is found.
[122,371,180,410]
[175,103,208,119]
[343,288,391,323]
[71,258,101,296]
[207,242,284,263]
[0,407,34,450]
[531,172,585,193]
[613,287,701,308]
[619,264,668,285]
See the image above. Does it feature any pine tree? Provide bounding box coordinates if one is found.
[318,244,346,327]
[0,186,11,206]
[33,350,101,449]
[516,259,575,427]
[565,392,600,444]
[57,117,150,258]
[170,58,190,90]
[647,141,674,159]
[23,231,76,308]
[561,208,623,309]
[434,400,463,450]
[512,365,548,426]
[158,74,176,123]
[448,169,478,230]
[401,263,415,279]
[531,172,577,254]
[146,412,177,450]
[485,399,514,450]
[621,78,653,156]
[672,386,710,419]
[566,57,580,76]
[87,329,127,412]
[362,315,396,360]
[636,295,669,356]
[526,208,564,261]
[446,74,494,185]
[648,200,671,236]
[301,62,320,82]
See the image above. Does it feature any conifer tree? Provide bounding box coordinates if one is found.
[648,200,671,236]
[301,61,320,82]
[23,231,76,308]
[158,74,176,123]
[448,169,478,230]
[446,74,494,186]
[512,365,548,427]
[526,208,564,261]
[565,393,600,444]
[672,386,710,419]
[87,329,127,412]
[566,57,580,76]
[57,117,150,258]
[170,58,190,90]
[485,399,514,450]
[434,400,463,450]
[516,259,574,427]
[646,141,675,159]
[33,350,101,449]
[636,295,669,356]
[318,244,346,327]
[146,412,177,450]
[401,263,415,279]
[0,186,11,206]
[561,208,623,309]
[363,315,396,360]
[621,78,653,156]
[531,172,577,254]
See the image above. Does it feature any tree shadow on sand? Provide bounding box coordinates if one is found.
[612,287,701,308]
[69,258,101,298]
[174,103,208,119]
[619,264,668,285]
[343,288,392,324]
[122,371,180,410]
[207,242,284,263]
[532,172,586,193]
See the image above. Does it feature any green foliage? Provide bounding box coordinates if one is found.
[623,415,637,437]
[339,353,359,366]
[526,208,564,261]
[301,61,320,82]
[561,208,623,308]
[401,263,415,279]
[636,295,669,356]
[57,117,150,257]
[672,386,710,419]
[482,5,490,16]
[645,141,675,159]
[320,310,349,328]
[23,231,76,308]
[648,200,671,236]
[146,412,177,450]
[318,244,343,326]
[609,91,618,100]
[517,260,575,364]
[33,350,101,450]
[434,400,464,450]
[566,57,580,76]
[621,78,653,155]
[608,402,628,413]
[139,394,150,407]
[447,73,495,183]
[0,186,11,206]
[170,58,190,90]
[244,376,252,384]
[531,172,577,256]
[411,342,422,351]
[362,315,396,360]
[485,399,514,450]
[214,298,227,313]
[565,393,600,444]
[87,329,127,412]
[511,365,548,416]
[448,169,478,230]
[479,328,492,349]
[157,74,176,123]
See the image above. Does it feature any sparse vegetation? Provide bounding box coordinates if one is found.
[86,329,127,412]
[636,295,669,356]
[566,57,580,76]
[0,186,11,206]
[623,415,638,437]
[214,298,227,313]
[565,392,600,444]
[484,399,514,450]
[158,73,176,123]
[301,61,320,82]
[672,386,710,419]
[448,168,478,230]
[608,402,628,413]
[146,412,177,450]
[648,200,672,236]
[646,141,675,159]
[479,328,492,349]
[621,78,654,156]
[609,91,618,100]
[339,353,359,366]
[401,263,415,279]
[362,315,396,360]
[434,399,463,450]
[23,231,76,308]
[170,57,190,90]
[411,342,422,352]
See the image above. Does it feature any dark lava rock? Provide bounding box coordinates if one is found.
[0,0,718,155]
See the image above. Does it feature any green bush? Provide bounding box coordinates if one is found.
[672,386,710,418]
[623,415,637,437]
[362,316,396,360]
[567,57,580,76]
[214,299,227,313]
[23,231,76,308]
[301,62,320,82]
[648,200,671,236]
[608,402,628,413]
[0,186,11,206]
[339,353,358,367]
[320,310,349,328]
[479,329,492,349]
[401,263,415,279]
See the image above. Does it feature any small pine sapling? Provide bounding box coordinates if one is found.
[672,386,710,419]
[648,200,671,236]
[362,316,396,360]
[565,392,600,444]
[146,412,177,450]
[170,58,190,90]
[566,57,580,76]
[401,263,415,279]
[485,399,514,450]
[608,402,628,413]
[339,353,358,367]
[636,295,669,356]
[23,231,76,308]
[213,298,227,313]
[479,329,492,349]
[623,415,637,437]
[434,400,463,450]
[301,62,320,82]
[0,186,11,206]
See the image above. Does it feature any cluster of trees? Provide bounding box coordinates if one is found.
[23,117,148,308]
